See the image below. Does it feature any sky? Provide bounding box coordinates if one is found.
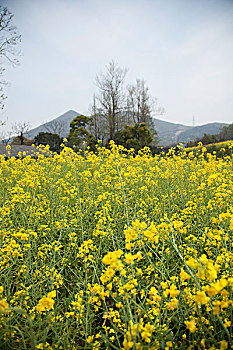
[1,0,233,130]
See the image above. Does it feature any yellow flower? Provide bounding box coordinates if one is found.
[230,217,233,230]
[161,281,168,289]
[201,339,205,347]
[220,340,228,350]
[195,291,210,304]
[87,335,94,343]
[163,284,180,298]
[141,323,153,343]
[124,253,135,264]
[149,287,158,296]
[207,278,227,297]
[36,297,54,312]
[47,290,56,299]
[124,226,138,243]
[100,267,116,283]
[186,257,198,269]
[102,249,123,265]
[205,263,217,281]
[0,298,9,311]
[166,341,173,349]
[167,297,179,310]
[116,302,123,308]
[180,268,191,281]
[224,319,231,328]
[184,319,196,333]
[169,284,180,298]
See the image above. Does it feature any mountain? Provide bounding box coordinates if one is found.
[25,110,79,139]
[25,110,229,146]
[176,122,228,144]
[152,119,228,146]
[152,118,191,146]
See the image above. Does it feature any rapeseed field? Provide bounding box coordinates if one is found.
[0,142,233,350]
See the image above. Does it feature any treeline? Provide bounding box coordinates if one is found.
[25,117,155,154]
[186,123,233,147]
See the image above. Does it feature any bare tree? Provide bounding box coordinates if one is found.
[0,129,12,145]
[127,79,164,124]
[44,120,67,137]
[89,94,107,142]
[12,121,30,145]
[126,79,164,141]
[90,62,163,146]
[95,61,127,141]
[127,79,150,124]
[0,6,21,109]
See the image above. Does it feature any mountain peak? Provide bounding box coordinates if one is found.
[26,110,80,139]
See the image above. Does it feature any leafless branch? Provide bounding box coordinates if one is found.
[11,121,31,145]
[0,129,12,145]
[44,120,67,137]
[0,6,21,109]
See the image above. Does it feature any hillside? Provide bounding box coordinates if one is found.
[25,110,79,139]
[177,122,228,144]
[152,118,191,145]
[24,110,228,146]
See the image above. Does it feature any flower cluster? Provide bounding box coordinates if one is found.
[0,142,233,349]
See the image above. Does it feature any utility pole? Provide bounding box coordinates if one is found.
[192,116,195,127]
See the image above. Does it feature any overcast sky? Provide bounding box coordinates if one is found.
[1,0,233,129]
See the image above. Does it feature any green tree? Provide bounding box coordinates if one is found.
[115,122,153,152]
[219,123,233,141]
[68,114,96,150]
[34,132,62,152]
[200,133,219,145]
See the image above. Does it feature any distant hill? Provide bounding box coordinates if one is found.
[152,118,191,146]
[177,122,228,144]
[25,110,79,139]
[24,110,229,146]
